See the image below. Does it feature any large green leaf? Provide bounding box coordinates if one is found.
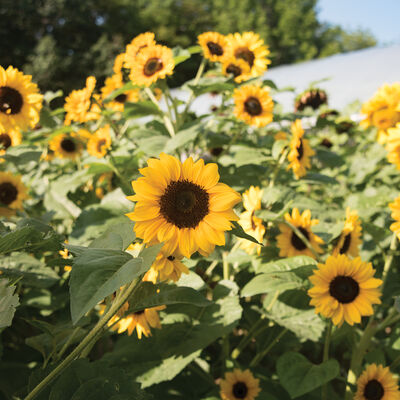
[255,256,317,274]
[0,279,19,328]
[123,101,163,118]
[164,123,203,153]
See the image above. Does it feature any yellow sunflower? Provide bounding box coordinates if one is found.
[0,171,29,217]
[124,32,157,69]
[226,32,271,78]
[64,76,100,125]
[277,208,324,258]
[332,208,362,257]
[222,58,251,83]
[49,133,83,160]
[385,123,400,170]
[242,186,263,212]
[220,368,261,400]
[113,53,126,76]
[87,125,112,158]
[389,196,400,240]
[198,32,228,62]
[143,250,189,283]
[0,65,42,131]
[238,210,265,255]
[126,153,241,258]
[287,119,315,179]
[129,44,174,87]
[0,127,21,157]
[354,364,400,400]
[308,254,382,326]
[233,85,274,128]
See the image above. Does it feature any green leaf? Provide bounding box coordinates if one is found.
[188,81,235,96]
[0,145,42,165]
[164,123,202,153]
[230,221,263,245]
[123,100,163,118]
[255,256,317,274]
[0,279,19,328]
[136,135,169,157]
[302,173,338,185]
[89,221,135,250]
[103,81,137,103]
[262,79,278,90]
[173,46,192,65]
[0,226,36,254]
[277,352,339,398]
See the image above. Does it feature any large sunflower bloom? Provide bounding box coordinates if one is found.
[233,85,273,128]
[333,208,362,257]
[124,32,157,70]
[87,125,112,158]
[287,119,315,179]
[198,32,228,62]
[277,208,324,258]
[389,196,400,240]
[220,368,261,400]
[308,254,382,326]
[354,364,400,400]
[126,153,241,258]
[49,133,83,160]
[385,123,400,170]
[0,171,29,217]
[0,65,42,131]
[129,44,174,87]
[0,127,21,157]
[226,32,271,78]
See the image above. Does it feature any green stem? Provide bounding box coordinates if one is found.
[24,278,140,400]
[106,156,131,194]
[222,251,230,280]
[231,317,266,359]
[55,326,81,361]
[322,321,333,400]
[268,148,289,188]
[382,232,398,292]
[92,96,121,137]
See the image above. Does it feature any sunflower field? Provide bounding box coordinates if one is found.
[1,31,400,400]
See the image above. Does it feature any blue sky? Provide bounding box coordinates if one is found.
[317,0,400,45]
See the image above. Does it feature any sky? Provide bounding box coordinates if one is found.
[317,0,400,45]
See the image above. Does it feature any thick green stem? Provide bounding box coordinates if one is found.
[322,321,333,400]
[382,232,398,292]
[55,326,81,361]
[222,251,230,280]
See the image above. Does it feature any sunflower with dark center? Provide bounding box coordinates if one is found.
[220,369,260,400]
[287,119,315,179]
[198,32,228,62]
[0,171,29,216]
[222,58,251,83]
[354,364,400,400]
[49,133,83,160]
[129,44,174,87]
[124,32,156,69]
[277,208,324,259]
[0,65,42,131]
[226,32,271,78]
[0,128,21,156]
[87,125,112,159]
[233,85,273,127]
[126,153,241,258]
[294,88,328,112]
[308,254,382,326]
[333,208,362,257]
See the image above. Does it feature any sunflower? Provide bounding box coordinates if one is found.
[354,364,400,400]
[101,74,139,112]
[143,250,189,283]
[308,254,382,326]
[198,32,228,62]
[113,53,126,76]
[385,123,400,170]
[242,186,263,212]
[64,76,100,125]
[0,65,42,131]
[238,210,265,255]
[233,85,273,128]
[389,196,400,240]
[287,119,315,179]
[87,125,112,158]
[0,128,21,157]
[294,88,328,112]
[49,133,83,160]
[277,208,324,258]
[226,32,271,78]
[0,171,29,217]
[124,32,157,70]
[220,369,261,400]
[332,208,362,257]
[222,58,251,83]
[126,153,241,258]
[129,44,174,87]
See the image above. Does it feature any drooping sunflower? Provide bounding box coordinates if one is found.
[389,196,400,240]
[198,32,228,62]
[124,32,157,70]
[126,153,241,258]
[385,123,400,170]
[233,85,273,128]
[238,210,265,255]
[0,128,21,157]
[226,32,271,78]
[49,133,83,160]
[87,125,112,158]
[332,208,362,257]
[294,88,328,112]
[0,171,29,217]
[242,186,263,213]
[0,65,43,131]
[220,369,261,400]
[222,58,251,83]
[277,208,324,258]
[308,254,382,326]
[129,44,174,87]
[287,119,315,179]
[354,364,400,400]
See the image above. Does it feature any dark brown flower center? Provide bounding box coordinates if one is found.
[0,86,23,115]
[167,255,175,261]
[232,382,248,399]
[291,227,309,251]
[96,139,107,153]
[244,97,262,116]
[207,41,223,56]
[339,233,352,254]
[297,140,304,160]
[329,276,359,304]
[144,58,163,77]
[364,379,384,400]
[226,64,242,77]
[115,94,127,104]
[61,138,76,153]
[0,182,18,205]
[159,180,209,229]
[134,310,145,315]
[210,147,223,156]
[235,47,255,67]
[0,133,12,149]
